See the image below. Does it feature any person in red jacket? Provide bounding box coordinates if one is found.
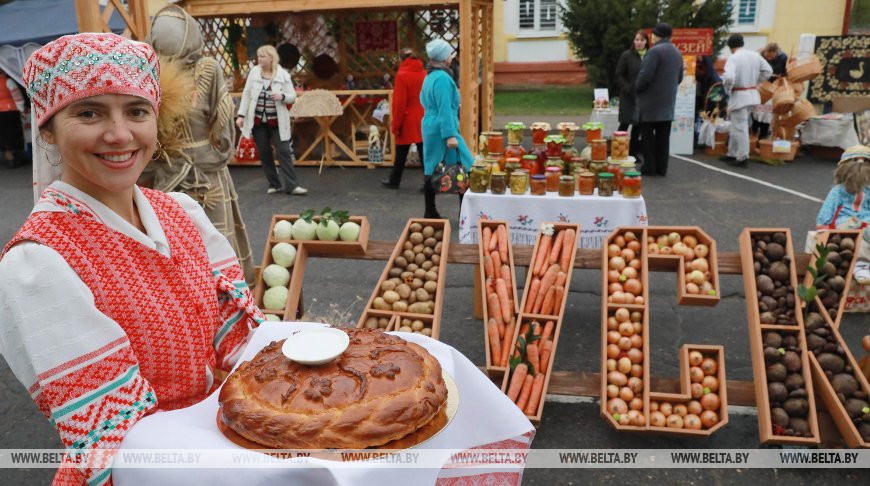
[382,48,426,189]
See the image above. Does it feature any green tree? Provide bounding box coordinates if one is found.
[561,0,732,91]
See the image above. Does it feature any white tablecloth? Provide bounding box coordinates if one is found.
[459,189,648,249]
[588,108,620,138]
[115,322,534,486]
[800,115,859,150]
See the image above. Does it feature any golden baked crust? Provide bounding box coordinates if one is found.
[219,328,447,449]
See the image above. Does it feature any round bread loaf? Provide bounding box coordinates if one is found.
[219,328,447,449]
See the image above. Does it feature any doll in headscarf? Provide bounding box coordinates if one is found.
[146,4,256,284]
[816,144,870,283]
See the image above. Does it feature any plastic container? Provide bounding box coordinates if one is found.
[597,172,615,197]
[611,131,629,159]
[621,171,642,198]
[558,175,575,196]
[545,167,562,192]
[510,169,529,195]
[490,171,507,195]
[590,139,607,161]
[577,171,596,195]
[470,162,488,193]
[530,174,547,195]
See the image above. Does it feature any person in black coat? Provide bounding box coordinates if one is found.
[615,30,649,158]
[635,23,683,176]
[753,42,789,139]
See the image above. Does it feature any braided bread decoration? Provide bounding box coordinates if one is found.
[219,328,447,449]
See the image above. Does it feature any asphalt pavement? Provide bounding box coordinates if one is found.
[0,148,868,485]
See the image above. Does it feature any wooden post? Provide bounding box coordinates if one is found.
[459,0,475,152]
[74,0,150,40]
[75,0,104,33]
[480,3,494,133]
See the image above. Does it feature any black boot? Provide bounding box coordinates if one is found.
[423,176,441,218]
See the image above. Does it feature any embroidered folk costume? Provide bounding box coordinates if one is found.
[0,34,263,486]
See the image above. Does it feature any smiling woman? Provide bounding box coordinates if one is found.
[0,33,265,486]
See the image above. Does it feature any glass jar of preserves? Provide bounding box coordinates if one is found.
[557,122,578,145]
[483,156,499,179]
[504,142,527,161]
[470,162,489,193]
[558,175,575,196]
[520,154,539,175]
[530,174,547,195]
[530,143,548,174]
[583,122,603,144]
[611,131,630,160]
[545,166,562,192]
[590,139,607,161]
[490,170,507,194]
[577,171,596,195]
[621,171,642,198]
[588,159,606,176]
[510,169,529,195]
[505,122,525,146]
[545,157,564,172]
[597,172,615,197]
[606,159,623,189]
[570,156,587,172]
[544,135,565,158]
[561,143,577,168]
[484,132,505,154]
[619,160,637,191]
[504,158,521,179]
[530,122,551,145]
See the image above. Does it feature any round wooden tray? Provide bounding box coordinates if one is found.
[217,371,459,459]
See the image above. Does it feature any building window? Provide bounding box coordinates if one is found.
[728,0,757,26]
[519,0,559,33]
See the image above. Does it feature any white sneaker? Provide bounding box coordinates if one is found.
[291,187,308,195]
[266,187,279,194]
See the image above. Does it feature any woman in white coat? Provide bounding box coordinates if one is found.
[236,45,307,195]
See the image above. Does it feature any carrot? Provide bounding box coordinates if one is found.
[555,271,567,288]
[490,250,502,278]
[541,320,555,343]
[538,286,556,315]
[488,227,499,252]
[516,375,534,409]
[539,339,553,372]
[532,266,559,312]
[559,228,576,270]
[495,278,511,324]
[524,373,546,415]
[483,254,494,279]
[498,318,506,339]
[524,277,541,313]
[548,230,565,264]
[526,342,540,373]
[500,320,515,366]
[506,363,528,401]
[500,264,513,301]
[498,225,509,263]
[487,292,504,326]
[488,320,502,365]
[533,235,552,276]
[550,285,565,314]
[519,323,529,336]
[530,320,541,336]
[482,226,492,255]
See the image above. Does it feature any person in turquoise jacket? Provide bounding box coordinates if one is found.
[420,39,474,218]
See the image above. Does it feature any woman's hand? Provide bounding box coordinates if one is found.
[235,116,244,129]
[271,92,284,102]
[446,136,459,149]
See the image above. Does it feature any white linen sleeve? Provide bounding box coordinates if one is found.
[168,192,238,267]
[0,242,128,388]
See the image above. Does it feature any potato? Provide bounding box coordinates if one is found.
[411,320,425,331]
[408,292,417,304]
[414,268,427,279]
[424,237,437,248]
[422,247,434,258]
[424,280,437,293]
[413,244,425,254]
[406,263,419,272]
[422,226,434,238]
[431,254,440,265]
[381,280,397,292]
[378,317,390,328]
[412,278,424,290]
[414,253,426,265]
[396,284,412,299]
[402,318,412,327]
[434,229,444,240]
[394,256,408,268]
[404,241,413,251]
[365,317,378,329]
[401,271,414,282]
[399,326,413,332]
[409,232,424,244]
[388,277,402,285]
[425,270,438,282]
[410,222,423,232]
[421,328,433,337]
[415,288,430,302]
[388,267,403,278]
[408,302,430,314]
[392,301,408,312]
[383,290,400,304]
[403,249,415,261]
[373,297,390,310]
[421,260,434,270]
[434,242,442,254]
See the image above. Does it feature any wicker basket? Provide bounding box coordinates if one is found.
[758,78,776,104]
[759,139,800,161]
[772,78,795,115]
[704,131,729,156]
[781,99,816,127]
[787,54,822,83]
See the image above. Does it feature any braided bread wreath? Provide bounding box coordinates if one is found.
[219,328,448,449]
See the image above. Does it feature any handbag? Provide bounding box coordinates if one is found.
[429,149,469,195]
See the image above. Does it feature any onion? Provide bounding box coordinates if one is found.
[627,240,642,253]
[686,282,700,294]
[700,410,719,428]
[690,383,704,399]
[614,235,626,247]
[630,398,644,410]
[608,244,621,257]
[622,267,638,280]
[629,258,642,270]
[666,414,684,428]
[650,411,666,427]
[607,316,618,329]
[648,243,659,254]
[694,243,709,258]
[689,270,706,285]
[609,282,624,294]
[607,371,628,387]
[624,231,638,242]
[607,398,628,415]
[607,330,622,344]
[630,364,643,377]
[691,258,709,273]
[687,400,703,415]
[608,270,621,283]
[630,311,643,322]
[673,403,688,417]
[633,296,645,304]
[702,375,719,392]
[689,367,704,383]
[682,235,698,248]
[622,292,635,303]
[659,246,672,255]
[656,235,669,247]
[668,232,682,245]
[607,384,619,398]
[700,281,714,294]
[609,256,626,271]
[684,414,702,430]
[672,242,689,256]
[628,410,644,426]
[621,248,636,261]
[611,291,626,303]
[619,387,634,402]
[628,376,644,394]
[607,344,620,359]
[627,348,643,364]
[607,359,617,372]
[618,413,631,426]
[700,393,720,411]
[614,308,630,322]
[688,351,703,366]
[701,358,718,375]
[617,357,632,374]
[629,334,643,349]
[650,401,659,412]
[624,278,643,295]
[618,322,635,337]
[684,248,695,260]
[617,337,632,351]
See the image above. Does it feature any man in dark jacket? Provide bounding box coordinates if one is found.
[382,48,427,189]
[635,23,683,176]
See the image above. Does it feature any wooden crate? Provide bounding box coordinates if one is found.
[601,227,727,436]
[478,220,521,378]
[803,229,864,329]
[739,228,821,445]
[268,214,370,256]
[356,219,450,340]
[500,222,580,425]
[253,241,308,321]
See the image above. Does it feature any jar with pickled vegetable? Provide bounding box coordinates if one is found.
[577,170,596,195]
[545,157,564,173]
[570,156,587,173]
[504,142,526,161]
[560,142,577,168]
[583,122,603,144]
[510,169,529,194]
[470,162,488,193]
[483,156,499,177]
[520,154,539,175]
[530,122,550,145]
[597,172,615,197]
[545,166,561,192]
[611,131,630,160]
[483,131,504,154]
[619,159,637,191]
[558,175,575,196]
[505,158,521,179]
[505,122,525,146]
[588,159,606,176]
[490,170,507,194]
[530,143,548,174]
[621,171,642,198]
[590,139,607,161]
[606,159,623,189]
[557,122,578,145]
[530,174,547,195]
[544,135,565,158]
